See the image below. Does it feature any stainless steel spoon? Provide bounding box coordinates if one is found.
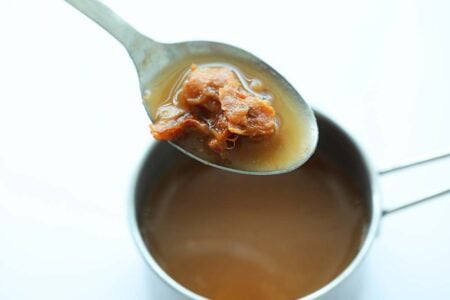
[65,0,318,175]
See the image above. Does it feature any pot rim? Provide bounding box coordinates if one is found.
[127,109,382,300]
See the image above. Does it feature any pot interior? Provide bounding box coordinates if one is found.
[132,111,377,299]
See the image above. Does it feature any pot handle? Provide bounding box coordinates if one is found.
[379,153,450,216]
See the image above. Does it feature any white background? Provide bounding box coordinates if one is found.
[0,0,449,299]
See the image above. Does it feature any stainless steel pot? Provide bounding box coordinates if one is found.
[128,111,449,299]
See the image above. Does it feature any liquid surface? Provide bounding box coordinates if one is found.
[140,152,367,299]
[145,56,315,173]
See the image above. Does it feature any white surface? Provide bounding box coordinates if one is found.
[0,0,449,299]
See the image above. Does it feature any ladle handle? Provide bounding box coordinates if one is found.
[64,0,146,49]
[64,0,166,94]
[380,153,450,215]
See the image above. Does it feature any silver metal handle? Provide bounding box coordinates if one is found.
[64,0,166,94]
[380,153,450,215]
[64,0,144,48]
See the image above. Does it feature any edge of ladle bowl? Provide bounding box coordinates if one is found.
[143,40,319,175]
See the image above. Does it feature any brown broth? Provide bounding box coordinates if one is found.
[140,152,367,299]
[144,55,314,172]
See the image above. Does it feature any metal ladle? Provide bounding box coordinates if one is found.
[65,0,318,175]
